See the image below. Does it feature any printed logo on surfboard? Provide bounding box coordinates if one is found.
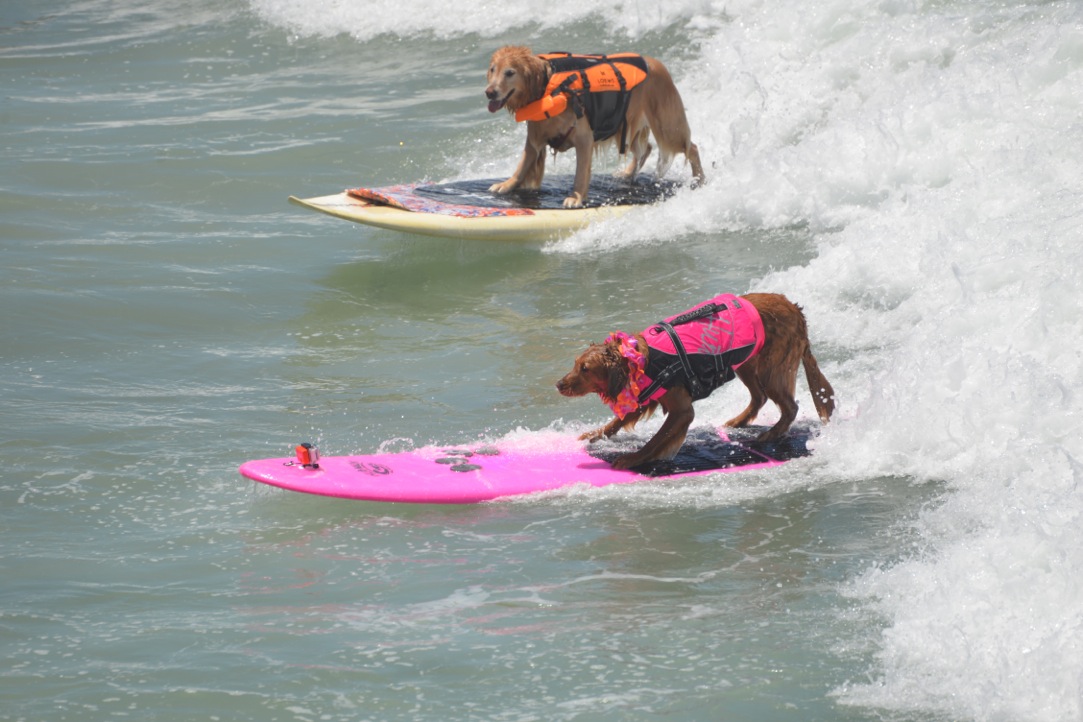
[350,461,392,476]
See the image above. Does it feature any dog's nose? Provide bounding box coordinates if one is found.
[485,88,497,100]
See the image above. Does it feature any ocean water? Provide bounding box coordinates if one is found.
[3,0,1082,720]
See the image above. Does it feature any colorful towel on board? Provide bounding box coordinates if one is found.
[347,184,536,218]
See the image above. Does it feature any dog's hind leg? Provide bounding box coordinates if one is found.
[725,362,768,429]
[654,148,676,180]
[751,337,804,441]
[615,125,652,180]
[756,372,799,442]
[646,113,702,183]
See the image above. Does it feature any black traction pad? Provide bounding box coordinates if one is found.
[588,425,814,477]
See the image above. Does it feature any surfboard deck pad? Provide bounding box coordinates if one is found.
[591,426,812,476]
[357,175,679,212]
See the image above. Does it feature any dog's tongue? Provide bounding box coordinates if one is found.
[487,98,503,113]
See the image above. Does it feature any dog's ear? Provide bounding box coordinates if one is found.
[604,342,630,401]
[519,53,548,104]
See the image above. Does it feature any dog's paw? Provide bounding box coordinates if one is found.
[489,180,516,195]
[754,427,787,443]
[562,194,584,209]
[610,453,644,470]
[578,429,604,443]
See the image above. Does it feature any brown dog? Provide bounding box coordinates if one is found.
[485,45,705,208]
[556,293,835,469]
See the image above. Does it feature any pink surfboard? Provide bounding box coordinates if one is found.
[239,426,813,504]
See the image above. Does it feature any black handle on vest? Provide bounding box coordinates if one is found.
[663,302,726,328]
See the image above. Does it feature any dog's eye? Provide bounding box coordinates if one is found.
[504,68,515,78]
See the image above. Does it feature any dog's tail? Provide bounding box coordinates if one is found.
[801,345,835,423]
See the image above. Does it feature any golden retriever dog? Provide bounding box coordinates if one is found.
[485,45,705,208]
[556,293,835,469]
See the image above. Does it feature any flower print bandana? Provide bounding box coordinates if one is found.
[603,331,648,419]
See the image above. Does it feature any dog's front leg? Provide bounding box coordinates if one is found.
[579,407,646,443]
[490,139,544,194]
[578,416,623,443]
[611,388,693,470]
[563,132,594,208]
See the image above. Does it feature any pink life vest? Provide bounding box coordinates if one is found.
[637,293,765,404]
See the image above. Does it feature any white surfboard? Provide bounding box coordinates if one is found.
[289,175,678,242]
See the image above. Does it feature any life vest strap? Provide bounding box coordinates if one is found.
[514,53,650,150]
[636,303,728,404]
[550,72,584,119]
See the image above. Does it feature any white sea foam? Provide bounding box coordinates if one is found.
[248,0,712,41]
[696,5,1083,720]
[253,1,1083,719]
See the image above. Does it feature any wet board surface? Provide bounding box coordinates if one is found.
[239,425,814,504]
[288,174,679,242]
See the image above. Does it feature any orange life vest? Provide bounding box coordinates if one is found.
[514,52,650,150]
